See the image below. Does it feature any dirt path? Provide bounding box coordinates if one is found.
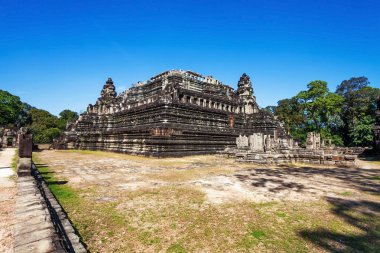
[0,148,16,253]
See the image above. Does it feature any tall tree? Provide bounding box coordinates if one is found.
[336,76,369,97]
[28,108,62,143]
[335,77,380,146]
[0,89,22,126]
[296,80,344,133]
[0,89,30,127]
[59,109,79,123]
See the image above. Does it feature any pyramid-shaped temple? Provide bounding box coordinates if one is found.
[54,70,287,156]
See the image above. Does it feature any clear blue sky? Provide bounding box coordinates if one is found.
[1,0,379,115]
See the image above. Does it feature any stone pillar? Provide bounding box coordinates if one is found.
[265,135,271,151]
[17,131,33,177]
[288,138,293,148]
[315,133,321,149]
[236,135,249,148]
[249,133,264,152]
[306,132,315,150]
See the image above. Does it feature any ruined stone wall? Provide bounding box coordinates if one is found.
[55,70,286,156]
[224,132,363,166]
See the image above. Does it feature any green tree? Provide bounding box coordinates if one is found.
[275,98,304,135]
[0,90,26,127]
[349,116,375,147]
[273,81,344,145]
[296,80,344,132]
[28,108,62,143]
[336,76,369,96]
[335,77,380,146]
[59,109,79,123]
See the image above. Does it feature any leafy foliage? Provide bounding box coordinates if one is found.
[335,77,380,146]
[0,90,31,127]
[272,77,378,147]
[28,108,78,143]
[348,116,375,147]
[59,109,79,123]
[1,89,78,143]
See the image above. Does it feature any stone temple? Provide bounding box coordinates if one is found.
[54,70,287,156]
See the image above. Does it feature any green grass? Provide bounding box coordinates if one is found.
[34,150,380,253]
[370,176,380,181]
[251,229,266,239]
[340,191,353,196]
[276,211,286,217]
[11,148,18,172]
[33,153,77,202]
[167,243,187,253]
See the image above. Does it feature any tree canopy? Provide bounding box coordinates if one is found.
[0,90,30,127]
[0,89,78,143]
[271,77,379,147]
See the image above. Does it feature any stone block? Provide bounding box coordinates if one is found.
[344,155,356,161]
[18,134,33,158]
[17,158,32,177]
[14,238,55,253]
[332,155,343,161]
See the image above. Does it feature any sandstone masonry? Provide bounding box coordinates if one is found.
[54,70,287,156]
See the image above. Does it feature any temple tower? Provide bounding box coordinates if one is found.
[100,78,117,102]
[236,73,258,114]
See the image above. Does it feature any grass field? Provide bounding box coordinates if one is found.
[33,150,380,252]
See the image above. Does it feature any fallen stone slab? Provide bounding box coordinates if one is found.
[14,228,56,247]
[14,220,53,236]
[14,237,57,253]
[14,217,52,231]
[13,161,87,253]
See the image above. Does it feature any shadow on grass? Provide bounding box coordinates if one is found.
[47,180,69,185]
[33,161,89,252]
[299,197,380,252]
[34,163,49,167]
[359,156,380,162]
[234,165,380,195]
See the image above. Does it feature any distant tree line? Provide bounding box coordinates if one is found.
[265,77,380,147]
[0,89,78,143]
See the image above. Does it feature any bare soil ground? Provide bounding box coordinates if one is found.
[35,150,380,253]
[0,148,16,253]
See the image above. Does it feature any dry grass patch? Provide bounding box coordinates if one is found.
[33,150,380,253]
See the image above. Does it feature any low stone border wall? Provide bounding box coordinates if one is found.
[13,163,87,253]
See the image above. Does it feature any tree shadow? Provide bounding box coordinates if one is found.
[34,163,49,168]
[234,163,380,252]
[47,180,69,185]
[299,197,380,252]
[359,156,380,162]
[40,175,68,185]
[234,165,380,195]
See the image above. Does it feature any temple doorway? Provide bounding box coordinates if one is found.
[7,137,13,147]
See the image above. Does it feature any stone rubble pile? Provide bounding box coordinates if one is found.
[221,132,363,166]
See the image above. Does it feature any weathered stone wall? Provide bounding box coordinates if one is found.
[0,127,18,148]
[55,71,287,156]
[222,132,363,166]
